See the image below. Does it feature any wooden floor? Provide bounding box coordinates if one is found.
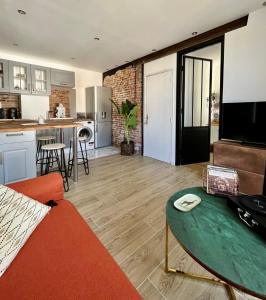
[67,155,259,300]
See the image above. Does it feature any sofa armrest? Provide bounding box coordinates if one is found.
[7,173,64,204]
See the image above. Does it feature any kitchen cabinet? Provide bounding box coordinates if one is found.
[0,131,37,184]
[0,59,9,93]
[9,61,31,94]
[1,57,75,94]
[31,65,51,95]
[51,68,75,88]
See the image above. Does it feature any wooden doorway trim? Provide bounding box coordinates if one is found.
[103,16,247,78]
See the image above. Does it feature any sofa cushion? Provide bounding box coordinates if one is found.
[0,185,50,277]
[0,199,141,300]
[7,173,64,204]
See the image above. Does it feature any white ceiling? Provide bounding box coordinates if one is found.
[0,0,263,72]
[188,44,222,62]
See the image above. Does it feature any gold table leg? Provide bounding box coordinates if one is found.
[165,220,236,300]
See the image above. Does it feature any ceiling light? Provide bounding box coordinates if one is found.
[70,57,76,60]
[192,31,198,36]
[94,37,100,41]
[152,49,157,52]
[17,9,26,15]
[12,43,18,46]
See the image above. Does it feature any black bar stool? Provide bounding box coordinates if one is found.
[68,138,89,177]
[41,143,69,192]
[36,136,56,170]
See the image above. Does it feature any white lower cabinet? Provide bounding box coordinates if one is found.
[0,131,37,184]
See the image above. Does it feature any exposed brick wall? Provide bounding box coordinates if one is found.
[49,89,70,117]
[103,65,142,152]
[0,94,20,118]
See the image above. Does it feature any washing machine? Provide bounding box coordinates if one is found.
[76,120,95,150]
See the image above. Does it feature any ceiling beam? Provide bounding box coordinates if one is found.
[103,15,248,78]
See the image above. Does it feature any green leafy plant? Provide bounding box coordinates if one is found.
[110,99,138,144]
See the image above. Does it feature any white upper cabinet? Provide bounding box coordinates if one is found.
[31,65,51,95]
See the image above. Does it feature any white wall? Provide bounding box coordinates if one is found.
[21,95,49,119]
[144,54,177,165]
[223,7,266,103]
[0,51,102,112]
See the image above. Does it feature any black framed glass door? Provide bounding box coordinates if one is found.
[179,55,212,164]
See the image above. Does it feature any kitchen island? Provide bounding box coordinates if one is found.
[0,120,79,185]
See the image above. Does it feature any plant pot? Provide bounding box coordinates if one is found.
[121,141,135,156]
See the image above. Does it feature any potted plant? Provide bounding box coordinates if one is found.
[110,99,138,156]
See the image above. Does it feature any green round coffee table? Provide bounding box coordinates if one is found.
[165,187,266,300]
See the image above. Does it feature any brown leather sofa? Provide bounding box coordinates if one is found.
[213,140,266,195]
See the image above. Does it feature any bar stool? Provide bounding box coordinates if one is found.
[41,143,69,192]
[68,138,89,177]
[36,136,56,167]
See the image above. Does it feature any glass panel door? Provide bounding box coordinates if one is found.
[180,55,212,164]
[183,57,212,128]
[9,62,31,94]
[13,65,27,91]
[0,62,4,89]
[34,69,47,92]
[31,66,51,95]
[0,60,9,92]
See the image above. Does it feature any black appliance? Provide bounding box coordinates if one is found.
[221,101,266,146]
[228,194,266,239]
[0,108,8,119]
[8,107,18,119]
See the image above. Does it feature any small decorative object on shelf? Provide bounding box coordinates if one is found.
[210,92,220,124]
[55,103,66,118]
[38,115,45,124]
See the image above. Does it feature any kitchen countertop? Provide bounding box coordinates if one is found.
[0,119,80,132]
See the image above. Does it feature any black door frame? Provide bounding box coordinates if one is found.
[175,36,224,165]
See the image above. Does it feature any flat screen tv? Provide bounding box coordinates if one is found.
[221,101,266,146]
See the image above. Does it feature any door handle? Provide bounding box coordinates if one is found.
[102,112,106,119]
[144,114,148,124]
[0,152,2,165]
[6,133,24,137]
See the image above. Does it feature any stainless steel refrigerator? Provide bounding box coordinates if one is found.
[85,86,112,148]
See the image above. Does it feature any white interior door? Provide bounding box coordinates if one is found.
[144,70,173,163]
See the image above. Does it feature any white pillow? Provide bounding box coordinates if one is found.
[0,184,50,277]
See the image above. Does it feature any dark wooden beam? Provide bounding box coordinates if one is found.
[103,15,248,78]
